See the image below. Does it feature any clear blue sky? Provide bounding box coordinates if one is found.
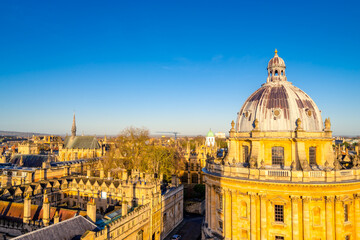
[0,0,359,136]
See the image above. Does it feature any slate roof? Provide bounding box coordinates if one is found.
[10,155,49,168]
[13,215,97,240]
[0,200,86,223]
[63,136,100,149]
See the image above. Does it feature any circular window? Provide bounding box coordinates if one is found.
[306,109,312,117]
[273,108,281,118]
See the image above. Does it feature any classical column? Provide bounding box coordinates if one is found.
[354,194,360,240]
[210,185,217,231]
[206,183,210,225]
[224,190,232,239]
[291,195,300,240]
[335,196,343,240]
[249,192,257,240]
[259,193,267,240]
[325,196,335,240]
[303,196,311,239]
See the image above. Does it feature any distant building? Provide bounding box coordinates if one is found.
[215,132,226,139]
[205,129,215,147]
[58,114,103,161]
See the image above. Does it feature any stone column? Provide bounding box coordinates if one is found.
[291,195,300,240]
[335,197,343,240]
[206,183,210,225]
[325,196,335,240]
[210,185,216,231]
[249,192,257,240]
[354,194,360,240]
[259,193,267,240]
[224,190,232,240]
[302,196,311,240]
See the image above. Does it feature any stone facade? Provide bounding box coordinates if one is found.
[203,51,360,240]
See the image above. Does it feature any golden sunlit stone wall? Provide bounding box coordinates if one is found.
[204,174,360,240]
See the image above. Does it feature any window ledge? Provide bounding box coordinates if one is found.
[344,221,351,226]
[272,221,286,227]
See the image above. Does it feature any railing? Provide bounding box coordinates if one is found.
[268,170,289,177]
[205,161,360,184]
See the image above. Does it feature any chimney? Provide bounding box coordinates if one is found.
[23,194,31,224]
[54,211,60,224]
[100,167,104,179]
[42,195,50,226]
[171,174,178,187]
[87,198,97,223]
[25,172,33,184]
[122,201,128,216]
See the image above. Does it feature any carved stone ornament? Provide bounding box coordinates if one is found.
[250,158,257,169]
[324,160,332,171]
[334,158,342,171]
[324,118,331,131]
[290,160,296,170]
[253,119,259,130]
[260,159,265,169]
[296,118,303,131]
[230,120,235,131]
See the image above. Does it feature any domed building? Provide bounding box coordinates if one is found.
[206,129,216,147]
[203,51,360,240]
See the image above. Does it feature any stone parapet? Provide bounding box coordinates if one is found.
[205,161,360,183]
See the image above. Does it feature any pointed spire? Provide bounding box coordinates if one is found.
[71,113,76,137]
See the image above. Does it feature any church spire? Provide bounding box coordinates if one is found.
[71,113,76,137]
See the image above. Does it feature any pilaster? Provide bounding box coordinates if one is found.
[335,196,343,240]
[259,193,267,240]
[325,196,335,240]
[249,192,257,240]
[302,196,311,239]
[224,189,232,239]
[354,194,360,240]
[291,195,300,240]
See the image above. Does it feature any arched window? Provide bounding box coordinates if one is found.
[275,70,279,76]
[272,147,284,166]
[309,147,317,165]
[281,70,284,76]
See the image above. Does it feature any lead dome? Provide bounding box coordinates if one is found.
[236,50,323,132]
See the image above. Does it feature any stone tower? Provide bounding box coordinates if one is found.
[71,113,76,137]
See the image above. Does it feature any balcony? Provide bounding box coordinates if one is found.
[204,161,360,183]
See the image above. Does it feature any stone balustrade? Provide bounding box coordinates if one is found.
[205,161,360,183]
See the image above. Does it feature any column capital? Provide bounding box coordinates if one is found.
[302,196,311,203]
[335,196,342,202]
[325,196,335,203]
[354,194,360,200]
[248,191,257,197]
[258,193,267,198]
[290,195,300,201]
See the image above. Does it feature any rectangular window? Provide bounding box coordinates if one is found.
[243,146,249,164]
[309,147,317,165]
[275,236,284,240]
[275,205,284,222]
[344,204,349,222]
[272,147,284,166]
